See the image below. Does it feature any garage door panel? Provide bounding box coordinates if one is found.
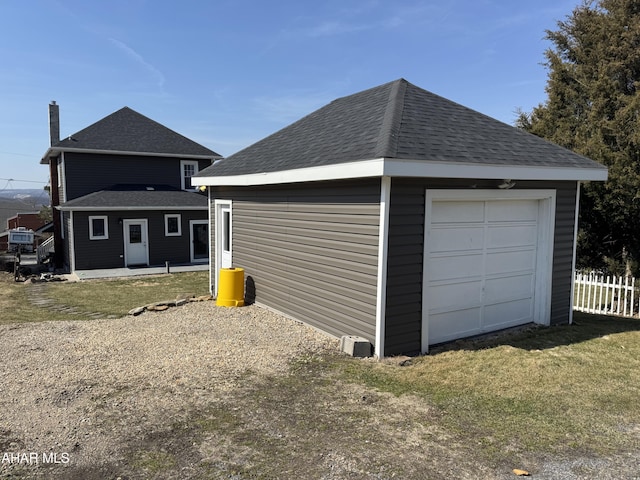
[430,226,484,253]
[429,308,482,344]
[431,201,485,223]
[483,298,533,329]
[486,250,536,275]
[487,200,539,222]
[429,253,484,281]
[428,280,482,311]
[487,225,537,249]
[484,274,534,303]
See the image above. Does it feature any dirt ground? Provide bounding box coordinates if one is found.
[1,287,638,479]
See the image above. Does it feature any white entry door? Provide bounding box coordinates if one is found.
[422,190,556,352]
[123,219,149,266]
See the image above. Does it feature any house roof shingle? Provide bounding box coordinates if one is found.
[57,185,208,211]
[46,107,221,160]
[197,79,606,180]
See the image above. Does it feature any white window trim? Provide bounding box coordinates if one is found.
[180,160,199,191]
[164,213,182,236]
[88,215,109,240]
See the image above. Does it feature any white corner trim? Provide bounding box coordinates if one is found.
[69,211,75,273]
[375,176,391,359]
[194,157,608,187]
[208,189,214,296]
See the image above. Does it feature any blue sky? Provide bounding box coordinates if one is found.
[0,0,580,189]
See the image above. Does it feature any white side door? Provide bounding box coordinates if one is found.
[218,203,232,268]
[214,200,233,295]
[123,219,149,266]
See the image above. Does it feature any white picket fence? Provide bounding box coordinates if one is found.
[573,271,638,318]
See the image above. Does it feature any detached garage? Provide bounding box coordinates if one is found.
[195,79,607,358]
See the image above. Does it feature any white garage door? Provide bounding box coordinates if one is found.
[423,190,555,349]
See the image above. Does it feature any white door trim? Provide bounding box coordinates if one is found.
[421,189,556,353]
[189,219,209,263]
[123,219,149,267]
[214,199,233,297]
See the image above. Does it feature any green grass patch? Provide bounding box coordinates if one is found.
[336,313,640,461]
[131,450,177,474]
[0,271,210,324]
[43,271,210,317]
[0,272,72,324]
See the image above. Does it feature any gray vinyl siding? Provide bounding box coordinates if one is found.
[384,178,578,356]
[210,179,381,343]
[63,153,212,201]
[71,209,207,270]
[550,183,579,325]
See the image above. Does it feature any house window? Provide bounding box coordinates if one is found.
[180,160,199,190]
[89,216,109,240]
[164,214,182,236]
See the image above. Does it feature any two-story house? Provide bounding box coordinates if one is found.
[41,102,221,274]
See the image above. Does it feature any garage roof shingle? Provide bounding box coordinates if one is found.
[198,79,605,178]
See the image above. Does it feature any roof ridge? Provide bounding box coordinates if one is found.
[374,79,408,158]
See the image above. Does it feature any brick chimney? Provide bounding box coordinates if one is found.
[49,101,60,146]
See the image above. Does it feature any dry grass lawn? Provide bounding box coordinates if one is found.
[1,270,640,477]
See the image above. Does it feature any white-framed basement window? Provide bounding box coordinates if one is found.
[164,213,182,236]
[89,215,109,240]
[180,160,199,190]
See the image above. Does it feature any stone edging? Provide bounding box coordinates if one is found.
[128,295,213,316]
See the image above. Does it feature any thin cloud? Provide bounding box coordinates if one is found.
[108,38,166,89]
[252,90,333,124]
[301,2,454,38]
[307,20,372,37]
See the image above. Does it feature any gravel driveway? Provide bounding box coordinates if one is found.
[0,302,336,479]
[2,300,638,479]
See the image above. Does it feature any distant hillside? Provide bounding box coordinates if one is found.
[0,190,50,230]
[0,189,50,202]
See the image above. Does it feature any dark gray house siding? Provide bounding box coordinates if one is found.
[62,211,72,270]
[71,210,206,270]
[62,153,211,201]
[383,178,578,356]
[210,179,381,343]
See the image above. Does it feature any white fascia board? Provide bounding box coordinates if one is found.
[194,158,385,186]
[42,147,221,164]
[383,158,608,182]
[194,157,608,186]
[57,205,207,212]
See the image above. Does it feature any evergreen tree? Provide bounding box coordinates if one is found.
[518,0,640,275]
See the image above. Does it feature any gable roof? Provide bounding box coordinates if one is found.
[196,79,607,186]
[42,107,221,163]
[57,184,207,211]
